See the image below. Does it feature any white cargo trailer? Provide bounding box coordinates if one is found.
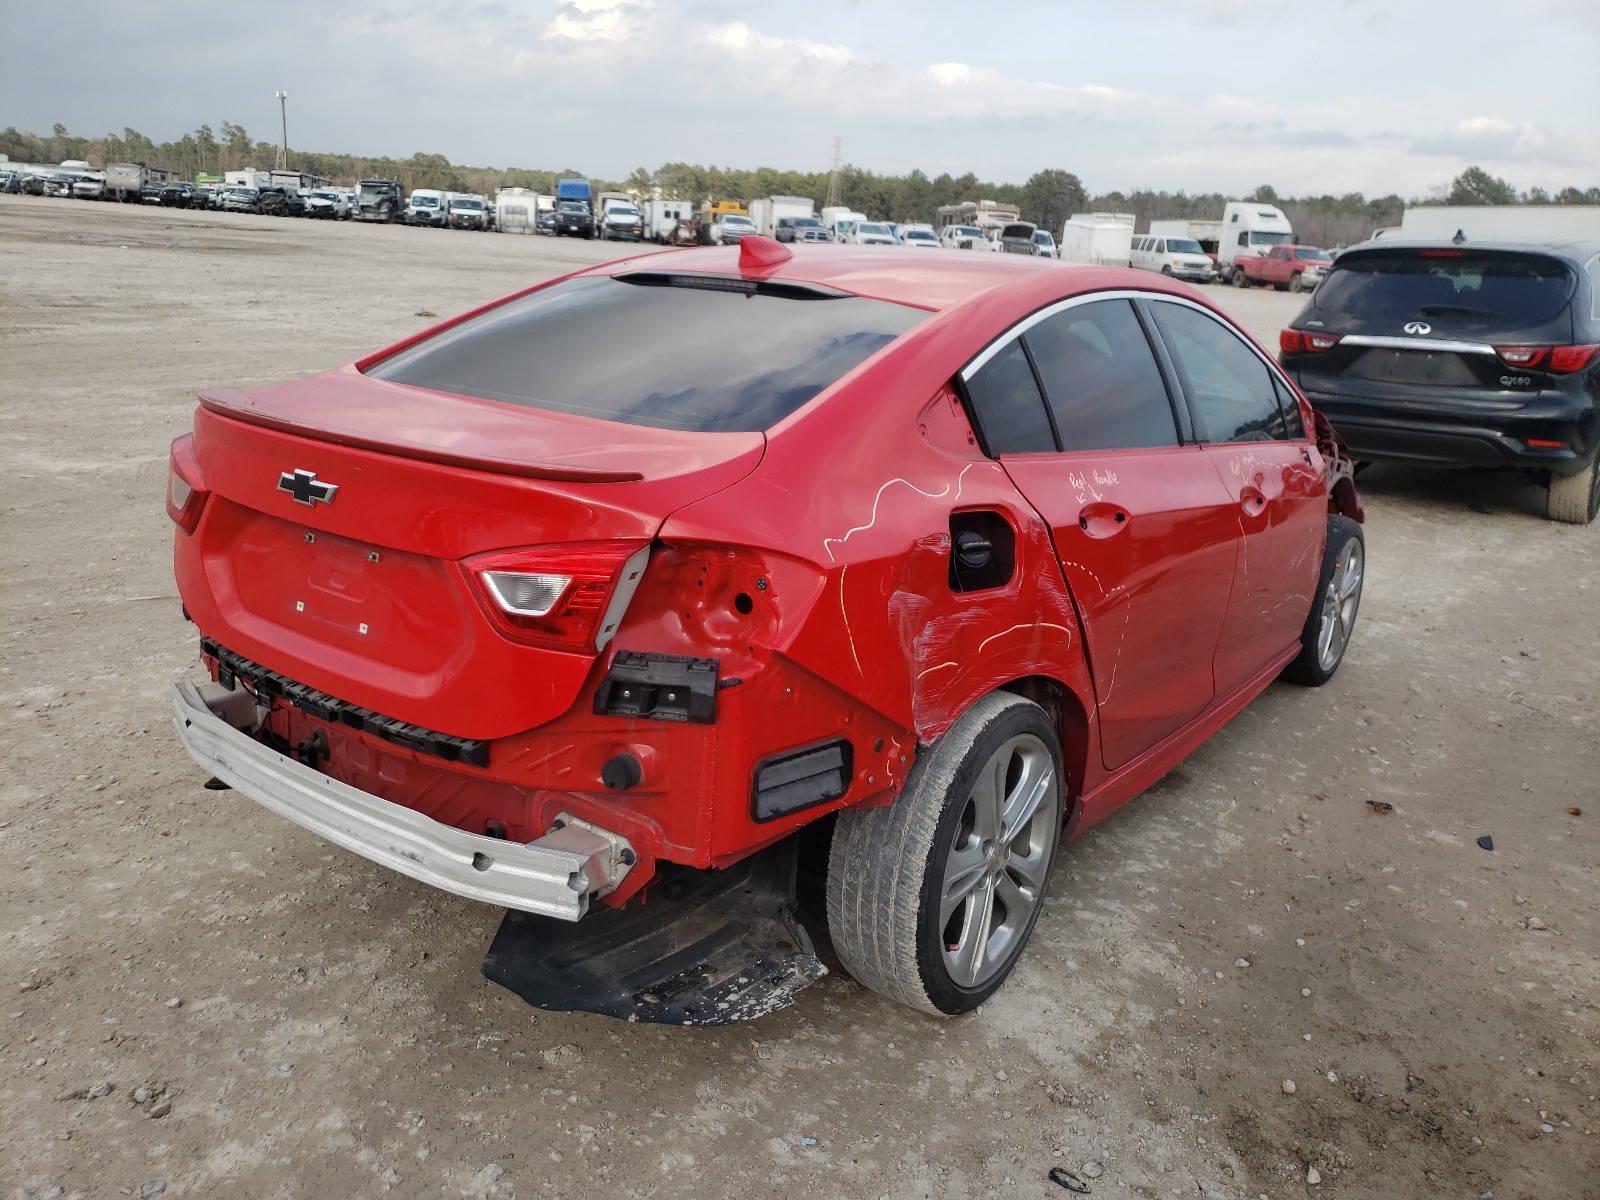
[749,196,815,237]
[1395,205,1600,243]
[1057,212,1135,267]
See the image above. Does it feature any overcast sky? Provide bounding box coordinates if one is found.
[4,0,1596,198]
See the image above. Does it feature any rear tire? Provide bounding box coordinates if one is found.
[826,692,1064,1015]
[1546,458,1600,524]
[1232,267,1247,288]
[1282,516,1364,686]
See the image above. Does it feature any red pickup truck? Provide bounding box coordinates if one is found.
[1232,244,1334,292]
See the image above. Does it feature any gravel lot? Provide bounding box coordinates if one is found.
[2,196,1595,1200]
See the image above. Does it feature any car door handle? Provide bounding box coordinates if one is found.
[1078,503,1130,538]
[1239,486,1267,516]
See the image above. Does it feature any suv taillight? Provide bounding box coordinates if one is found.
[1549,344,1600,373]
[1280,329,1341,354]
[1495,344,1599,373]
[166,435,208,534]
[467,541,651,653]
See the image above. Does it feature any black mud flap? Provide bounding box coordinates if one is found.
[480,845,826,1026]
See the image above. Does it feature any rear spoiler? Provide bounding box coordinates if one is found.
[198,389,645,484]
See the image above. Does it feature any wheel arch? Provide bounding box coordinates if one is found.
[996,675,1091,816]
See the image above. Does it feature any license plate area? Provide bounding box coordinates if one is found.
[1345,349,1480,387]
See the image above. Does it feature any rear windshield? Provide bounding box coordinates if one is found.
[366,275,927,433]
[1315,251,1576,323]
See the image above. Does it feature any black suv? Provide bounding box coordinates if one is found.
[552,200,594,238]
[1281,239,1600,523]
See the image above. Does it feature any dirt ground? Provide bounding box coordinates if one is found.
[1,196,1595,1200]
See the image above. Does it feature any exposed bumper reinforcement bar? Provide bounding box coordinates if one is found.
[171,680,634,921]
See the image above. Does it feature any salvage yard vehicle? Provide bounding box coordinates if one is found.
[711,213,760,244]
[446,194,491,231]
[353,178,403,222]
[595,195,644,241]
[553,199,595,238]
[988,221,1041,255]
[304,189,351,220]
[257,187,305,218]
[1232,244,1331,291]
[160,181,198,208]
[839,220,898,246]
[169,239,1365,1025]
[941,224,986,251]
[1281,238,1600,523]
[776,215,833,243]
[1133,234,1218,284]
[405,189,448,227]
[219,186,260,213]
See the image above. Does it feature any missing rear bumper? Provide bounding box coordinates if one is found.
[481,844,825,1026]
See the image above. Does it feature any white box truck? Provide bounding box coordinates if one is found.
[1395,205,1600,243]
[749,196,815,237]
[1057,212,1135,267]
[595,192,644,241]
[643,199,695,243]
[1218,202,1294,271]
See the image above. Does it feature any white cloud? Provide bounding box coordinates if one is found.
[927,63,971,86]
[545,0,650,42]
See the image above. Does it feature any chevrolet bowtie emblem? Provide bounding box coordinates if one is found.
[277,469,339,507]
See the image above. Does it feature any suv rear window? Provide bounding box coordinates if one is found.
[366,275,926,433]
[1316,250,1575,324]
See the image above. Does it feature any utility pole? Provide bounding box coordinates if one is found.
[275,91,288,170]
[824,136,841,210]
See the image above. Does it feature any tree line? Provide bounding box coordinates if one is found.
[3,122,1595,247]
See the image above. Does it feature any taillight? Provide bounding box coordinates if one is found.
[1495,346,1548,368]
[1281,329,1341,354]
[467,541,650,653]
[166,435,208,534]
[1494,344,1598,373]
[1549,343,1599,373]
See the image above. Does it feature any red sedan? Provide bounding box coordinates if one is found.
[169,238,1365,1023]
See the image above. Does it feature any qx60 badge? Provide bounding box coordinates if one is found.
[277,469,339,507]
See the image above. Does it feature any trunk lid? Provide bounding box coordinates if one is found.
[178,369,764,740]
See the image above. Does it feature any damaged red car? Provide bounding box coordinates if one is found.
[169,238,1365,1024]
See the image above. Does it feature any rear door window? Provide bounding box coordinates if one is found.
[367,275,926,433]
[1315,250,1576,324]
[1149,302,1294,443]
[1022,300,1180,450]
[963,340,1057,454]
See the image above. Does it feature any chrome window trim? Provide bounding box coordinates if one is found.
[961,289,1294,395]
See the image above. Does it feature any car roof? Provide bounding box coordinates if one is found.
[587,244,1203,313]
